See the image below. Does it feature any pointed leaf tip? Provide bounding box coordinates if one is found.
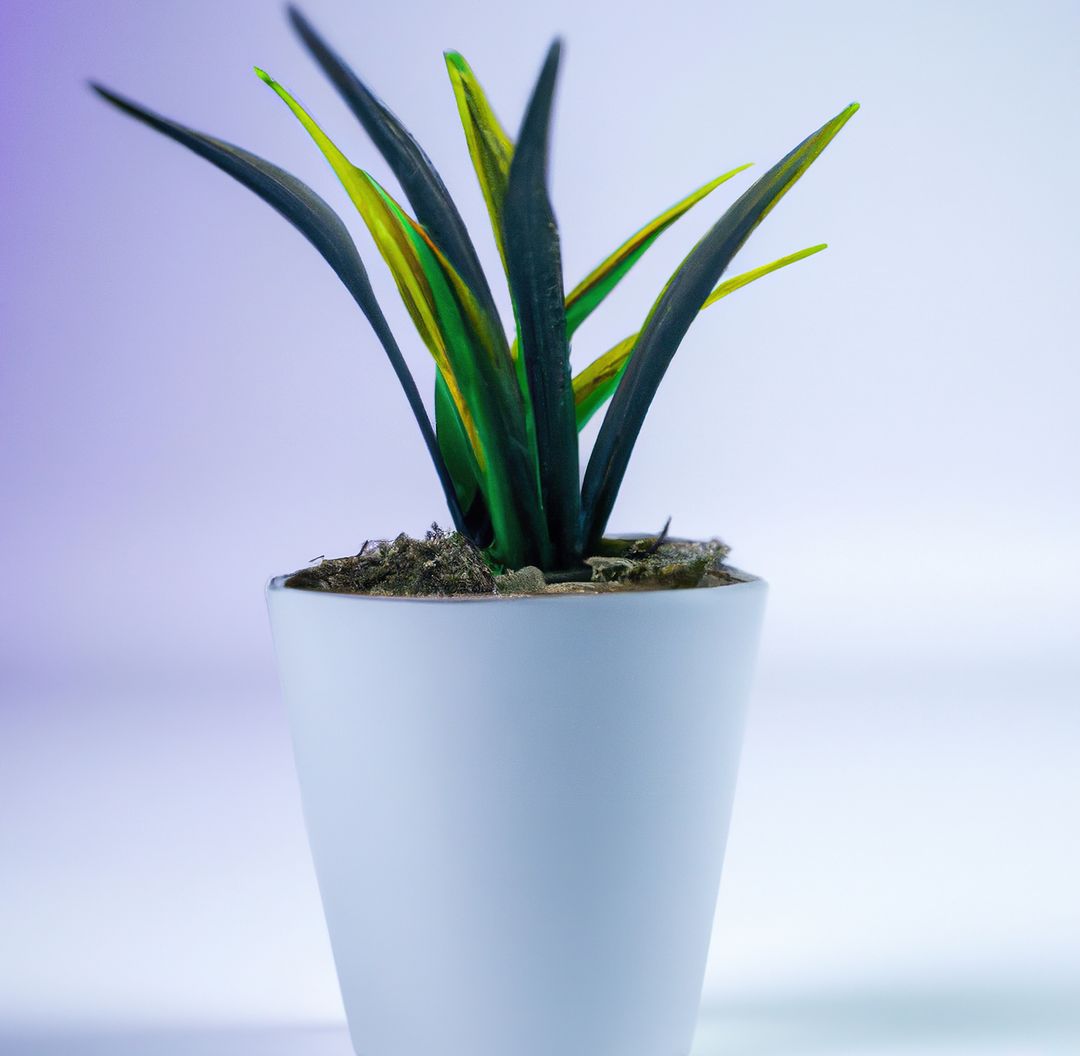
[529,38,563,97]
[286,4,308,29]
[541,39,563,83]
[289,7,502,326]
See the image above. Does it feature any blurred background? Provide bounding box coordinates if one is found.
[2,0,1078,1052]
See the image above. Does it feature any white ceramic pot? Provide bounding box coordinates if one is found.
[267,570,767,1056]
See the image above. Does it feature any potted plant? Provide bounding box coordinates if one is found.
[93,9,856,1056]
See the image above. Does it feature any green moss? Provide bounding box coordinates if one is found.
[585,537,733,588]
[285,525,496,596]
[286,527,737,597]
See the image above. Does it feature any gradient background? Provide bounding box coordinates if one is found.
[2,0,1078,1052]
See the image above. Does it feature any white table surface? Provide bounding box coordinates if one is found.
[3,662,1078,1055]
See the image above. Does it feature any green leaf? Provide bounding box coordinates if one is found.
[501,40,581,567]
[286,6,499,323]
[361,176,549,567]
[572,243,827,428]
[445,50,515,271]
[581,103,859,548]
[265,29,514,545]
[565,163,752,337]
[255,70,479,449]
[442,49,530,497]
[435,371,492,545]
[89,80,470,541]
[573,334,637,432]
[258,69,548,568]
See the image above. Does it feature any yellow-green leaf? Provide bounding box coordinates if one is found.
[435,369,481,518]
[700,242,826,309]
[565,163,752,337]
[445,51,514,270]
[255,68,483,461]
[573,333,636,431]
[572,243,827,428]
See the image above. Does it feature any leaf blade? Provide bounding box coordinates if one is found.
[258,70,550,567]
[370,172,551,567]
[572,243,828,428]
[502,39,581,567]
[89,80,470,540]
[445,50,515,273]
[581,103,859,547]
[564,163,752,337]
[255,70,485,456]
[573,334,637,430]
[435,371,489,542]
[286,6,500,322]
[276,20,520,541]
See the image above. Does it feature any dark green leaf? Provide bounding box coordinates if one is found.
[501,40,581,567]
[286,8,514,553]
[287,6,500,325]
[90,81,470,540]
[581,103,859,548]
[257,67,547,568]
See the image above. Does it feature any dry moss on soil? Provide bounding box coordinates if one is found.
[285,525,739,597]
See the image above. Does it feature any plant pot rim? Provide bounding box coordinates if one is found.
[266,565,764,604]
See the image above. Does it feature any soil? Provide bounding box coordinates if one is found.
[284,525,742,598]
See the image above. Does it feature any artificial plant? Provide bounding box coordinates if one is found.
[93,8,857,573]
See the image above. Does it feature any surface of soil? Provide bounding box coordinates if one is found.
[284,525,741,597]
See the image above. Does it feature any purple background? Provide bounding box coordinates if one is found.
[2,0,1079,1049]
